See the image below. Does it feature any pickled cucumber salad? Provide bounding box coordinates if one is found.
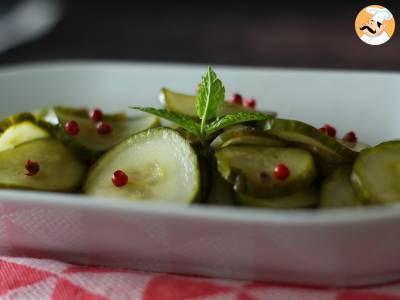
[0,67,398,209]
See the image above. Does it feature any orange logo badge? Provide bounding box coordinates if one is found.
[355,5,395,45]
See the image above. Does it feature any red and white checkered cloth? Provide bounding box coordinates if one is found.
[2,256,400,299]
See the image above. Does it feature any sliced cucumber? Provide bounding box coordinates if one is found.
[235,188,319,209]
[351,141,400,204]
[40,107,160,160]
[264,119,357,174]
[0,112,35,129]
[0,113,50,152]
[215,145,316,197]
[0,138,86,192]
[210,125,285,149]
[84,127,200,204]
[339,140,370,152]
[206,164,234,205]
[36,106,127,122]
[168,124,201,145]
[159,88,277,117]
[320,166,362,208]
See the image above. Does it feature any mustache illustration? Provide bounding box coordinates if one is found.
[360,25,376,34]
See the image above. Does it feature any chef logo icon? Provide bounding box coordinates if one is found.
[355,5,395,45]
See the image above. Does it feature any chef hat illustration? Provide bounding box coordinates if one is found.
[366,7,393,24]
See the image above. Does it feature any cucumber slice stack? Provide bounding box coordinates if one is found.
[211,125,285,149]
[39,107,160,160]
[235,188,319,209]
[215,145,316,198]
[159,88,276,118]
[351,141,400,204]
[84,128,200,204]
[320,166,361,208]
[264,119,357,174]
[0,138,86,192]
[0,113,50,152]
[1,84,398,210]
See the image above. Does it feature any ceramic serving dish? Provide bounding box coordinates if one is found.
[0,62,399,287]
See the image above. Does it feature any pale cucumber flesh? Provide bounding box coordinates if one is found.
[0,138,86,192]
[0,121,50,152]
[41,107,160,160]
[264,118,357,175]
[215,145,316,197]
[320,166,362,208]
[84,128,200,204]
[159,88,276,117]
[351,141,400,204]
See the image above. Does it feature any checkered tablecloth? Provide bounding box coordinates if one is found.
[1,256,400,300]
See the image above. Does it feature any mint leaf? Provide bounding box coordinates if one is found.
[196,66,225,136]
[131,107,200,136]
[206,112,273,136]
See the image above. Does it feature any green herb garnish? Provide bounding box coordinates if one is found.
[196,66,226,136]
[131,66,273,143]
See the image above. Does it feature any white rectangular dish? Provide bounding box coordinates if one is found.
[0,62,400,287]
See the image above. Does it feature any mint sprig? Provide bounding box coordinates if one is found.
[130,107,200,136]
[131,66,274,143]
[206,112,270,136]
[196,66,225,136]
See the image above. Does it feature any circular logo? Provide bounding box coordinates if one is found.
[355,5,395,45]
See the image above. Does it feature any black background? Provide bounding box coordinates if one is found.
[0,0,399,70]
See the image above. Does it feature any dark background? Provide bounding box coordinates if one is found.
[0,1,399,70]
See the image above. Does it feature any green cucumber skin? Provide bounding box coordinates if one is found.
[264,118,357,175]
[234,188,320,209]
[0,112,36,131]
[195,147,214,204]
[206,164,235,205]
[210,125,285,149]
[320,166,362,208]
[351,140,400,204]
[0,112,51,136]
[264,119,357,158]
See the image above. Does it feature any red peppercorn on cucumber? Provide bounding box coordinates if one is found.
[0,138,86,192]
[243,98,256,109]
[214,145,316,198]
[158,88,276,118]
[319,124,336,138]
[112,170,128,187]
[89,108,104,123]
[351,141,400,204]
[228,93,243,105]
[25,160,40,176]
[38,106,160,161]
[234,188,319,209]
[320,166,362,208]
[0,112,50,152]
[343,131,357,142]
[83,127,200,203]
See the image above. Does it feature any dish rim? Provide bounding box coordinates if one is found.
[2,189,400,225]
